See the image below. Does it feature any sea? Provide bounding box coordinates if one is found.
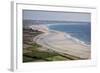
[47,22,91,45]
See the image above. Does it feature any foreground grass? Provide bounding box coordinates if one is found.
[23,43,69,62]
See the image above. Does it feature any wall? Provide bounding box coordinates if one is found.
[0,0,100,73]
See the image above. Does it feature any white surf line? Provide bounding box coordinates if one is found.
[64,33,90,47]
[49,29,90,47]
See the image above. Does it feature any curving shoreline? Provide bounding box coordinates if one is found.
[33,29,91,59]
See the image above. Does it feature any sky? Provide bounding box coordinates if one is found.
[23,10,91,22]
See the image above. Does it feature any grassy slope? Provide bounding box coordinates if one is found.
[23,28,79,63]
[23,43,69,62]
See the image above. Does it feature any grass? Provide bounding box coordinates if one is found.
[46,55,69,61]
[23,51,69,62]
[23,43,69,62]
[31,43,42,48]
[23,56,36,62]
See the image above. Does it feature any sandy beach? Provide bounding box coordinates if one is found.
[33,29,91,59]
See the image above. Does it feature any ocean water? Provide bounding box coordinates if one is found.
[47,22,91,45]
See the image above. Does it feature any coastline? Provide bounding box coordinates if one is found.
[65,33,90,47]
[33,28,91,59]
[49,29,90,47]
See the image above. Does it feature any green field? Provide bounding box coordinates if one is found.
[23,43,69,62]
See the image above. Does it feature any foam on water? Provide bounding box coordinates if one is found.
[64,33,89,46]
